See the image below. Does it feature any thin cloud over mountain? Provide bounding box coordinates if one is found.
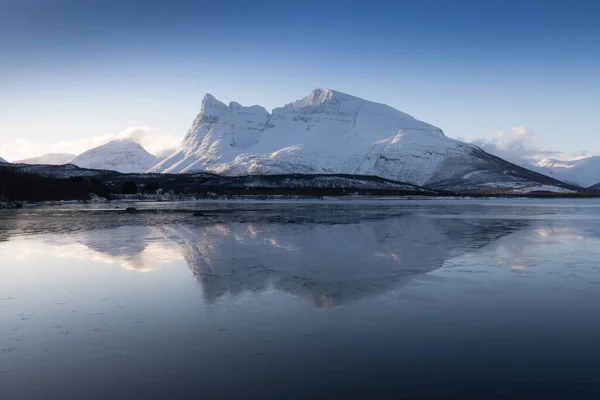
[469,126,593,166]
[1,127,180,162]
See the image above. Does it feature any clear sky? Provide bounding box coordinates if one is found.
[1,0,599,163]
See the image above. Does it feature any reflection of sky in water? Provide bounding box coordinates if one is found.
[4,237,183,273]
[2,202,600,398]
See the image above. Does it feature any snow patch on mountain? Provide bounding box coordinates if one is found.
[70,139,160,173]
[0,156,7,164]
[15,153,76,165]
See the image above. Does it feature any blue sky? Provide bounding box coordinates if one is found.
[1,0,599,162]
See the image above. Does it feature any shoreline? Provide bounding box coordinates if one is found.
[4,195,600,210]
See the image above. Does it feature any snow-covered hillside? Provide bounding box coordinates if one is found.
[0,156,7,164]
[15,153,76,165]
[150,89,574,191]
[70,139,160,173]
[528,157,600,187]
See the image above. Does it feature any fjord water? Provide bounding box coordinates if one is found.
[2,200,600,399]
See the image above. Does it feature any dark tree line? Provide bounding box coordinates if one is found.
[121,181,138,194]
[0,167,111,201]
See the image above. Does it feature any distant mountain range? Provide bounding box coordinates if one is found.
[526,157,600,188]
[2,89,596,193]
[5,143,171,174]
[15,153,76,165]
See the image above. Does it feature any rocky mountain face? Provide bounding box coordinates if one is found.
[149,89,575,192]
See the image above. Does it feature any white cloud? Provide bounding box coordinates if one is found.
[1,127,181,162]
[154,147,177,159]
[470,126,592,166]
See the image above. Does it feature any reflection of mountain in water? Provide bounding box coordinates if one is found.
[75,226,185,272]
[79,226,150,258]
[154,217,529,307]
[1,205,531,306]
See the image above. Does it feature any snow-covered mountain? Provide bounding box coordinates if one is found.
[0,156,7,164]
[70,139,160,173]
[15,153,76,165]
[527,157,600,188]
[149,89,575,192]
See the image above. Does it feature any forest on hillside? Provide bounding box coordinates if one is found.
[0,167,111,202]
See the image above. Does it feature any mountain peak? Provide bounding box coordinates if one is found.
[202,93,219,104]
[273,89,445,141]
[0,156,7,163]
[69,139,159,173]
[308,88,336,103]
[308,88,356,103]
[200,93,227,116]
[114,138,139,145]
[282,88,355,111]
[97,139,144,150]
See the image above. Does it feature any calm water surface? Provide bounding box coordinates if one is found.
[2,200,600,399]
